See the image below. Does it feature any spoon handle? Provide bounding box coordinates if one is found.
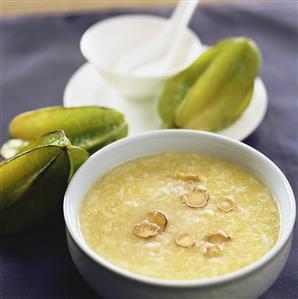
[158,0,200,72]
[158,0,199,51]
[115,0,199,74]
[171,0,198,29]
[135,1,200,76]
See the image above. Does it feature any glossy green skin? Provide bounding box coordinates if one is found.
[158,39,231,128]
[17,130,71,154]
[158,38,261,131]
[9,106,128,153]
[0,146,69,234]
[66,145,89,181]
[0,132,89,234]
[0,131,71,160]
[14,130,89,180]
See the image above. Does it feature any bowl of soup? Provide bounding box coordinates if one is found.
[64,130,295,299]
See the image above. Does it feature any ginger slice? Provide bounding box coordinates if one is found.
[217,195,236,212]
[146,210,168,231]
[202,231,231,257]
[175,232,195,248]
[204,231,232,244]
[203,243,224,258]
[133,220,160,239]
[174,172,200,182]
[182,187,209,208]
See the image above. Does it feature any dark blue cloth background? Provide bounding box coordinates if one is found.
[0,3,297,299]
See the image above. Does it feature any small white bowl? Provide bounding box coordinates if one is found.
[80,15,202,100]
[64,130,295,299]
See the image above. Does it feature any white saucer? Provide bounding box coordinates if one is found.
[63,63,267,140]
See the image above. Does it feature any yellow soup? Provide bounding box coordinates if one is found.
[80,153,280,280]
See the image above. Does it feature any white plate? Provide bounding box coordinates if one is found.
[63,63,267,140]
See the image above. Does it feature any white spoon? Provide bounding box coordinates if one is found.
[115,0,200,76]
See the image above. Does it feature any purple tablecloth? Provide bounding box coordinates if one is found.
[0,3,297,299]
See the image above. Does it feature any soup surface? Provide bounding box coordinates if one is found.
[80,153,280,280]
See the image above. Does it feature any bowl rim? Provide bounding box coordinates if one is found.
[80,14,202,79]
[64,130,296,288]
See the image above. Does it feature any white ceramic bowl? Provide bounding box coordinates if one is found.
[80,15,201,100]
[64,130,295,299]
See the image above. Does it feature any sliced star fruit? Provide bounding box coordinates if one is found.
[0,131,89,235]
[217,195,236,212]
[133,220,160,239]
[175,232,195,248]
[203,243,224,258]
[181,187,209,208]
[204,231,232,244]
[7,106,128,154]
[146,210,168,231]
